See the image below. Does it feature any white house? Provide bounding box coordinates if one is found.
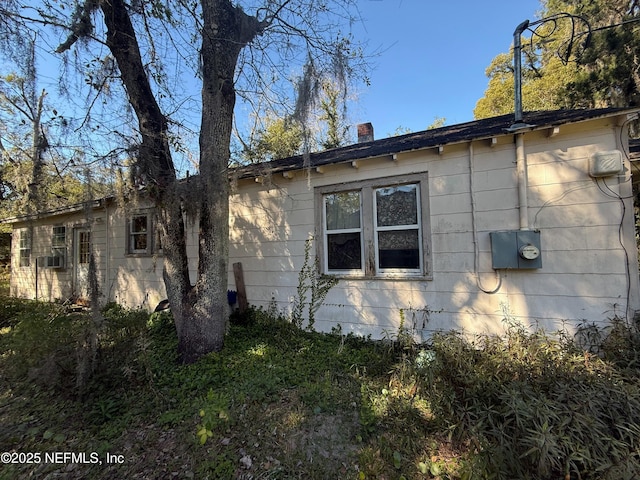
[5,108,640,340]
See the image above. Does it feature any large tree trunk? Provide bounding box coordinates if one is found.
[102,0,263,363]
[101,0,195,360]
[178,0,264,363]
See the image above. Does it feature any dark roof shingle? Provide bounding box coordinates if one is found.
[233,107,639,179]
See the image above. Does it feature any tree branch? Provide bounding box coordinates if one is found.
[55,0,99,53]
[100,0,176,186]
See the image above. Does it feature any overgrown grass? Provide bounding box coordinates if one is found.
[0,299,639,479]
[0,267,9,297]
[426,319,640,479]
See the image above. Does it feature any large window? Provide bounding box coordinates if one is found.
[375,184,422,272]
[316,173,431,278]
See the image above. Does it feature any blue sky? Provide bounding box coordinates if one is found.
[2,0,543,165]
[351,0,541,137]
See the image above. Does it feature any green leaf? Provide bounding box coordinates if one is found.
[393,450,402,469]
[197,426,212,445]
[430,461,443,476]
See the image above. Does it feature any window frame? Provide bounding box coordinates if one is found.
[373,183,423,275]
[126,211,161,256]
[18,229,31,268]
[315,172,432,280]
[322,190,364,274]
[51,225,67,265]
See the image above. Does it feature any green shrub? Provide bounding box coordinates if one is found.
[599,314,640,371]
[2,299,173,396]
[0,297,58,330]
[5,301,90,388]
[425,324,640,479]
[101,301,149,339]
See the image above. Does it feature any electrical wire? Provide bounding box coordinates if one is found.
[524,12,592,66]
[591,115,639,325]
[595,176,632,324]
[468,142,502,294]
[523,13,640,67]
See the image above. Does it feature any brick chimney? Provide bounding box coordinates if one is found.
[357,122,374,143]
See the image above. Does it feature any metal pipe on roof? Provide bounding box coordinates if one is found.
[513,19,530,125]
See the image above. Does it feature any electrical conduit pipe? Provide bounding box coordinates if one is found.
[516,132,530,230]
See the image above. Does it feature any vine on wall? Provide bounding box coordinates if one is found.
[291,236,338,330]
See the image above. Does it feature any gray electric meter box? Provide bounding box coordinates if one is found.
[490,230,542,269]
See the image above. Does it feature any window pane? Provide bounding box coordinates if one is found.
[132,216,147,233]
[378,230,419,269]
[19,250,30,267]
[327,232,361,270]
[19,230,31,267]
[132,233,147,251]
[79,232,91,264]
[52,226,65,241]
[52,226,66,250]
[325,192,360,230]
[19,230,30,249]
[130,215,149,253]
[376,184,418,227]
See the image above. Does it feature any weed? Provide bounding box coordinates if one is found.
[197,389,232,445]
[90,397,121,425]
[3,298,640,479]
[291,236,338,330]
[425,319,640,479]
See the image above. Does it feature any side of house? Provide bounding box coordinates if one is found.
[6,108,640,340]
[9,200,168,308]
[229,111,640,338]
[9,203,107,303]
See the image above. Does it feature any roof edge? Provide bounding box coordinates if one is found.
[232,107,640,180]
[3,108,637,224]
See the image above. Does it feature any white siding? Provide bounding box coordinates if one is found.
[9,116,640,341]
[228,119,640,339]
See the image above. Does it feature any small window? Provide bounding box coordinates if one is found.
[316,173,431,279]
[52,226,66,260]
[128,214,149,254]
[127,213,161,255]
[18,229,31,267]
[324,191,363,272]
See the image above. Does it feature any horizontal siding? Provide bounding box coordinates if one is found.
[10,116,638,340]
[228,120,639,340]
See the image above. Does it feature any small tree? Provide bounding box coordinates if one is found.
[319,81,350,150]
[239,115,304,164]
